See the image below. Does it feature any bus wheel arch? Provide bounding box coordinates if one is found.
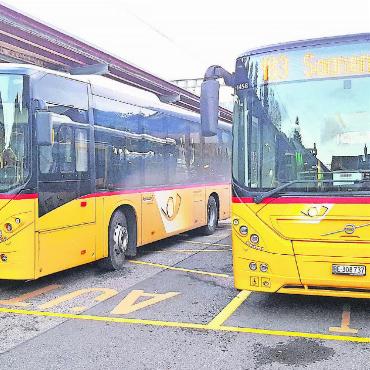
[118,204,137,258]
[98,204,137,271]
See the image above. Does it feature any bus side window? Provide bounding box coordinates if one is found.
[220,130,232,181]
[142,111,167,186]
[75,128,88,172]
[250,115,261,188]
[39,128,58,174]
[93,95,145,190]
[188,121,202,183]
[47,104,88,124]
[166,115,188,184]
[33,74,88,112]
[58,126,74,174]
[203,133,218,182]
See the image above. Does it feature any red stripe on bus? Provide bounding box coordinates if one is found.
[81,182,231,199]
[0,193,38,200]
[232,196,370,204]
[0,183,230,201]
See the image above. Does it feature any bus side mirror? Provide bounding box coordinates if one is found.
[35,111,53,146]
[200,79,219,137]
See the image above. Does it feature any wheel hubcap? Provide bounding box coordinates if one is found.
[113,223,128,256]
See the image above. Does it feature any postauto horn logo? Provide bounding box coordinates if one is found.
[161,194,182,221]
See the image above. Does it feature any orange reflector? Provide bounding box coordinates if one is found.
[80,201,87,207]
[81,250,86,255]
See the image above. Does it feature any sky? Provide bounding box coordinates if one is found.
[3,0,370,81]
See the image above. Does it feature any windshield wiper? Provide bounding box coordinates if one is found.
[253,179,368,204]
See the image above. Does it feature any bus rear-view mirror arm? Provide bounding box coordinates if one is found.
[35,111,53,146]
[200,65,234,137]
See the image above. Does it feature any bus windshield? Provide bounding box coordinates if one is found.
[233,41,370,194]
[0,74,29,192]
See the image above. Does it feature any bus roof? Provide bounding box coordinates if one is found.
[0,63,231,128]
[239,33,370,58]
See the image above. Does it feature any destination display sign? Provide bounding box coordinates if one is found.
[248,42,370,84]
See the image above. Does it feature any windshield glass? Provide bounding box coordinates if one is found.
[0,75,29,192]
[233,40,370,194]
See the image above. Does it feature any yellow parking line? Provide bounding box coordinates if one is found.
[180,240,231,248]
[208,290,251,328]
[156,249,231,253]
[217,325,370,343]
[0,284,62,307]
[1,307,369,343]
[128,260,230,279]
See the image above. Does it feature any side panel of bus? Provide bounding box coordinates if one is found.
[92,94,232,249]
[33,74,96,277]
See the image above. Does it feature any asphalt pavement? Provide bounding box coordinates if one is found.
[1,221,370,369]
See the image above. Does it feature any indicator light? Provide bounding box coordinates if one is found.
[250,234,259,244]
[260,263,268,273]
[233,219,239,225]
[15,218,21,224]
[239,225,248,235]
[5,223,12,232]
[249,262,257,271]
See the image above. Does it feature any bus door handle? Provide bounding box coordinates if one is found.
[142,195,154,203]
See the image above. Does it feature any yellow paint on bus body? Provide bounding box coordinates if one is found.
[0,198,37,280]
[0,184,230,280]
[111,290,180,315]
[232,201,370,298]
[1,307,370,344]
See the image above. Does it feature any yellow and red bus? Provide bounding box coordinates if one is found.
[0,64,231,280]
[201,33,370,298]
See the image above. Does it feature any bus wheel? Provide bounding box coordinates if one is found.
[99,210,128,270]
[200,196,218,235]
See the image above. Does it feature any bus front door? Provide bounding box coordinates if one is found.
[36,124,96,277]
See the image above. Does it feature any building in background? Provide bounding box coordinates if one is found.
[172,78,234,111]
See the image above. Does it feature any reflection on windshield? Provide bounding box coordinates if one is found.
[0,75,28,192]
[233,41,370,194]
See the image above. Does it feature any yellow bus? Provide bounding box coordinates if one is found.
[0,64,231,280]
[201,34,370,298]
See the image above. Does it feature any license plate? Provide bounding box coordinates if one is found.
[332,264,366,276]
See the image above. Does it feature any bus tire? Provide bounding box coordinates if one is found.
[200,196,218,235]
[98,210,128,270]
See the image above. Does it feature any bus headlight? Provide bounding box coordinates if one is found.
[239,225,248,235]
[5,223,12,232]
[260,263,268,272]
[249,262,257,271]
[250,234,259,244]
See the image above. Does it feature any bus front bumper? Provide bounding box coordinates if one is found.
[233,237,370,298]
